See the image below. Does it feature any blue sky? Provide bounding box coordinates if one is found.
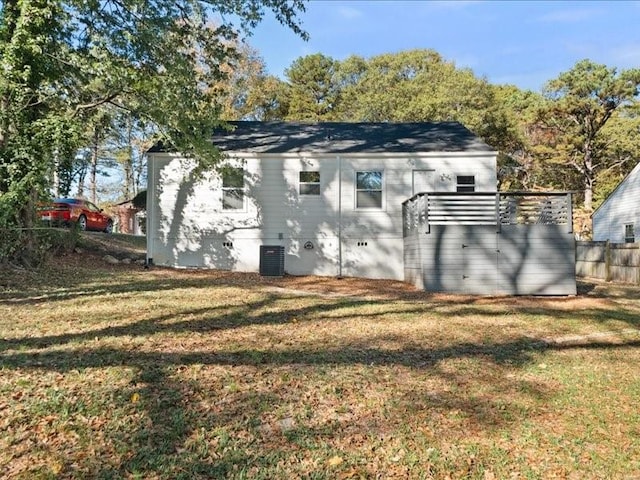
[245,0,640,91]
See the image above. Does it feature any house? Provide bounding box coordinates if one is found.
[592,161,640,243]
[112,199,144,235]
[145,121,498,280]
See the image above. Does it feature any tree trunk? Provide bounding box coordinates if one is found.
[18,187,39,267]
[583,141,594,212]
[124,120,133,199]
[52,151,60,197]
[77,165,86,197]
[90,130,99,203]
[584,176,593,212]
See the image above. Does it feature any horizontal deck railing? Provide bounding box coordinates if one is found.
[402,192,573,237]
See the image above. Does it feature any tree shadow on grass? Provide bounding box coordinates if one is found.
[2,265,640,476]
[0,267,275,306]
[3,277,640,355]
[0,294,440,353]
[2,329,640,477]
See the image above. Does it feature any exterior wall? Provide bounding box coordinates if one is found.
[405,224,576,295]
[593,162,640,242]
[147,152,497,280]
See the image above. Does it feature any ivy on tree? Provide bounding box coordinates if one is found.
[0,0,306,264]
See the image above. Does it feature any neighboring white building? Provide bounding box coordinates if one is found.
[592,161,640,243]
[146,121,498,280]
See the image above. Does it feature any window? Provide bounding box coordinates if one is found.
[299,171,320,195]
[85,201,101,212]
[625,223,635,243]
[356,171,383,208]
[456,175,475,193]
[222,167,244,210]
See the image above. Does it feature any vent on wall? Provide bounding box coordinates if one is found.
[259,245,285,276]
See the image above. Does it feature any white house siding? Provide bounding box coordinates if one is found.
[147,152,497,280]
[593,162,640,242]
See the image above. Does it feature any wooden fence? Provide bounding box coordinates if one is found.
[576,241,640,284]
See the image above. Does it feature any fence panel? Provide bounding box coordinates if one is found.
[576,241,640,284]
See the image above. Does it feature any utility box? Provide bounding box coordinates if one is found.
[259,245,285,276]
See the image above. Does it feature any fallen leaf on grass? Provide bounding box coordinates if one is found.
[327,455,343,467]
[50,461,63,474]
[339,468,360,479]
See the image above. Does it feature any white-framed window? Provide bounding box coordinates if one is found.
[222,167,244,210]
[299,171,320,195]
[456,175,475,193]
[356,171,383,209]
[624,223,635,243]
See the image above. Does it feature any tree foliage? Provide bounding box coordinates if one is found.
[253,49,519,154]
[540,59,640,211]
[0,0,306,264]
[594,107,640,205]
[256,49,519,180]
[284,53,340,121]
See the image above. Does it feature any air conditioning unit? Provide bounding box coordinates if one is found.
[259,245,285,276]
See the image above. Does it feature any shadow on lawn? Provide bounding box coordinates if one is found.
[3,294,640,354]
[2,265,640,476]
[3,334,640,476]
[4,260,638,308]
[0,268,272,306]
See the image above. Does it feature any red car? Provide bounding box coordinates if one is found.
[40,198,113,233]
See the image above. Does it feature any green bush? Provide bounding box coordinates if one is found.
[0,226,79,267]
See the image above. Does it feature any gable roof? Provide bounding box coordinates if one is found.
[148,121,495,154]
[592,160,640,219]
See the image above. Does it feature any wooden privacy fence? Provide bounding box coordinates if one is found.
[576,241,640,284]
[402,192,576,295]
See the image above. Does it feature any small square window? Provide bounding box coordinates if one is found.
[299,171,320,195]
[222,167,244,210]
[625,224,635,243]
[456,175,475,193]
[356,171,383,208]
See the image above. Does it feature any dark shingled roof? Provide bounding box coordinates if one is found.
[148,121,495,154]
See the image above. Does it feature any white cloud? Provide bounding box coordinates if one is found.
[336,5,364,20]
[611,44,640,65]
[424,0,482,10]
[536,8,601,23]
[561,40,596,57]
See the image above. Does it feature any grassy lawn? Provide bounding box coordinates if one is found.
[1,251,640,479]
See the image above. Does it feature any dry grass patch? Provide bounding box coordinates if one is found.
[1,253,640,478]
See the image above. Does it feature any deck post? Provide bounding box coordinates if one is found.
[424,194,430,235]
[495,193,501,233]
[566,192,573,234]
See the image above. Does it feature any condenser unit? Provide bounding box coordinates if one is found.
[259,245,285,276]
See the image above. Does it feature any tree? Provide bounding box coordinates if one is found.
[541,60,640,211]
[275,49,519,155]
[493,85,559,191]
[219,43,271,120]
[284,53,340,121]
[245,74,291,120]
[0,0,306,264]
[594,107,640,206]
